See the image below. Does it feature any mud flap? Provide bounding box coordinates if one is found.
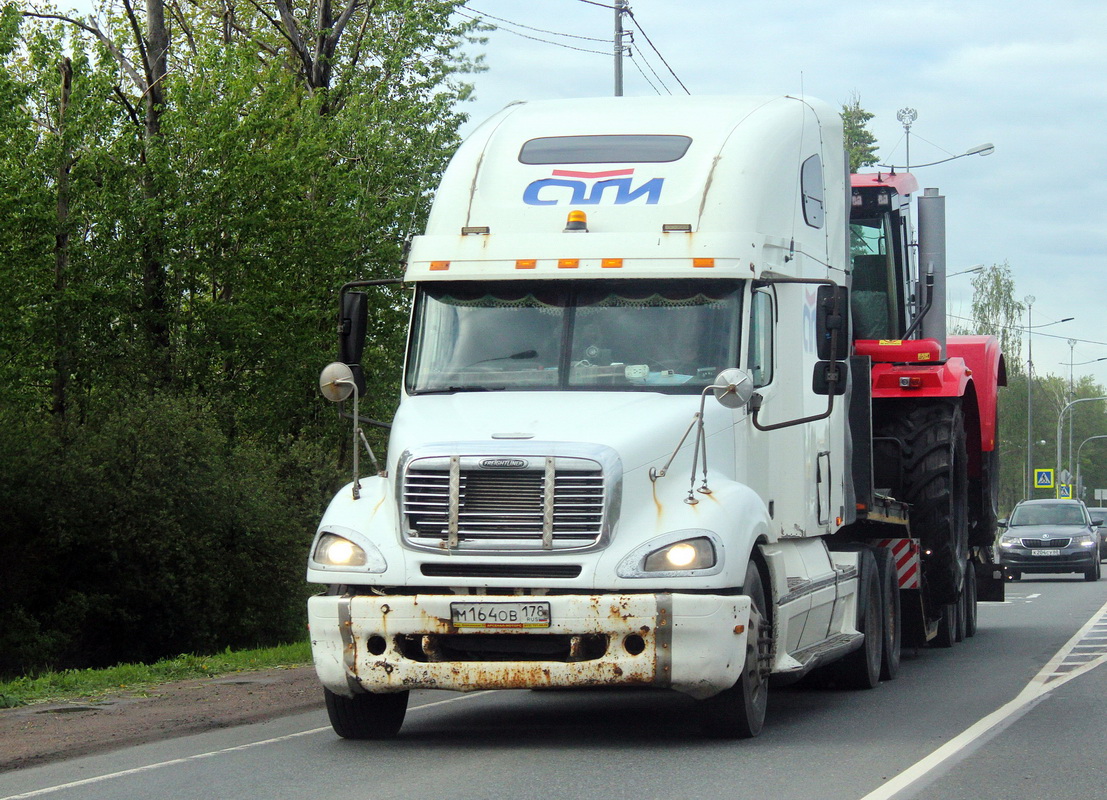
[974,561,1006,603]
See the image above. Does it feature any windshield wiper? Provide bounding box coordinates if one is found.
[460,350,538,369]
[413,385,507,395]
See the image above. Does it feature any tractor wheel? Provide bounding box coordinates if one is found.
[874,400,969,608]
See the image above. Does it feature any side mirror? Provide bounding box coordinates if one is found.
[997,518,1008,529]
[338,291,368,364]
[319,362,355,403]
[812,360,847,396]
[816,285,850,361]
[712,368,755,409]
[1092,518,1104,527]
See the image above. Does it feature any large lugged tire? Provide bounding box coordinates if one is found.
[874,400,969,607]
[700,557,771,738]
[325,687,409,739]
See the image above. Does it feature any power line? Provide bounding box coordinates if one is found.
[948,313,1107,348]
[627,48,664,95]
[455,8,612,57]
[576,0,617,8]
[464,5,609,43]
[624,10,690,94]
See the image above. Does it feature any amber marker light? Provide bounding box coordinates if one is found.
[558,259,580,269]
[429,261,450,271]
[515,259,537,270]
[601,258,623,269]
[564,210,588,232]
[693,258,715,268]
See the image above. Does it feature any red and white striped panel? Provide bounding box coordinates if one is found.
[874,538,920,589]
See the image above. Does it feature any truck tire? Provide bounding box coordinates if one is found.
[872,546,902,681]
[874,400,969,608]
[932,603,958,648]
[963,560,978,638]
[700,557,770,738]
[828,548,883,689]
[324,687,409,740]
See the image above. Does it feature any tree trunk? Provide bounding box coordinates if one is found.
[52,58,73,423]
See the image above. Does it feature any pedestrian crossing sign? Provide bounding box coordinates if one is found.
[1035,469,1054,489]
[1058,484,1073,499]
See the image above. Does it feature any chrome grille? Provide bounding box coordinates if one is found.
[1021,538,1072,548]
[403,457,605,550]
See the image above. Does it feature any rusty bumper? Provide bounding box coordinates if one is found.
[309,593,751,701]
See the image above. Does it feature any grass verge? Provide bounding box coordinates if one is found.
[0,640,312,709]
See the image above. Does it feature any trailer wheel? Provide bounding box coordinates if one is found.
[874,400,969,607]
[701,557,770,739]
[872,546,902,681]
[963,561,978,638]
[829,548,883,689]
[324,687,409,740]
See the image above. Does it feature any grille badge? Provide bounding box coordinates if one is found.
[479,458,529,469]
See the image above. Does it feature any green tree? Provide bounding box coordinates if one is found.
[0,0,482,676]
[841,91,879,173]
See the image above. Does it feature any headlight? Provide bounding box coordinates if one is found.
[999,535,1023,547]
[616,531,723,578]
[1074,535,1096,548]
[314,533,369,566]
[643,537,716,572]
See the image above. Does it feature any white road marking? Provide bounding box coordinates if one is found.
[0,692,491,800]
[858,595,1107,800]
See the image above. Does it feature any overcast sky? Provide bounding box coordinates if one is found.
[452,0,1107,390]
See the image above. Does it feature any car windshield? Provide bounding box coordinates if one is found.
[1009,504,1086,527]
[406,279,742,394]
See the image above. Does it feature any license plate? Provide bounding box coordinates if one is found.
[451,602,551,629]
[1031,549,1061,556]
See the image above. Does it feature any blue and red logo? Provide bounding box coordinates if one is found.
[523,169,663,206]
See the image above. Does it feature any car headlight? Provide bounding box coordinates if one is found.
[1073,534,1096,548]
[999,535,1023,547]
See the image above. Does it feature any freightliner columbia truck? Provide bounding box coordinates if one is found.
[307,95,1006,739]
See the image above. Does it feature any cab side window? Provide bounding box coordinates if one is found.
[748,288,774,388]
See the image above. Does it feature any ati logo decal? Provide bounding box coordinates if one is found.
[522,168,663,206]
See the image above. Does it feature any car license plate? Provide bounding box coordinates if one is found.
[1030,549,1061,556]
[451,602,551,629]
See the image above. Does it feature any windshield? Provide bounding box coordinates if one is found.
[1009,503,1087,527]
[406,280,742,394]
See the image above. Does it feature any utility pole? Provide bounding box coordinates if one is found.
[614,0,628,96]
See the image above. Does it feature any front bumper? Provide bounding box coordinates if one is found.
[999,547,1097,574]
[309,592,751,701]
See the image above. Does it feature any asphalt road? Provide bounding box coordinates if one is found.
[3,575,1106,800]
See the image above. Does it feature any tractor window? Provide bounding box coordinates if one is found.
[850,215,900,339]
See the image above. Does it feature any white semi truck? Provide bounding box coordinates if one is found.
[307,96,1006,739]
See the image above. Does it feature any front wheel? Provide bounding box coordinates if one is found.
[324,687,409,740]
[700,557,770,738]
[1085,559,1101,582]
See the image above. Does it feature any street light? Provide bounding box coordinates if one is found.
[1056,396,1107,497]
[1022,296,1073,497]
[878,143,995,171]
[948,265,984,278]
[1060,349,1107,478]
[1075,434,1107,500]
